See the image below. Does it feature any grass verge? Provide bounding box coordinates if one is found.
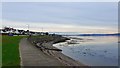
[2,35,27,67]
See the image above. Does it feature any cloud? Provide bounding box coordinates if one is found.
[2,20,118,33]
[2,2,117,27]
[1,0,119,2]
[1,2,118,33]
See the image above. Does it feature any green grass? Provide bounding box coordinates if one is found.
[0,35,2,67]
[2,35,59,67]
[2,35,27,67]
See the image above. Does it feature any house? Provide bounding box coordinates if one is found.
[1,26,50,36]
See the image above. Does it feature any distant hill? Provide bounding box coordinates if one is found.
[52,32,120,36]
[79,33,120,36]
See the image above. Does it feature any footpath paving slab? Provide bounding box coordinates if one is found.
[19,38,64,66]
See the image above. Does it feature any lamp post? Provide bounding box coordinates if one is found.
[26,24,29,35]
[42,27,43,32]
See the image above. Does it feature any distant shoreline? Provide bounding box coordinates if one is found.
[60,33,120,36]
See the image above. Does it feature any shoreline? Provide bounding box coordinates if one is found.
[27,35,85,66]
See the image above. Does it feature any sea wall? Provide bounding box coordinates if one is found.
[27,35,85,66]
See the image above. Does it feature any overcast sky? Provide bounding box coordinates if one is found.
[1,2,118,33]
[1,0,119,2]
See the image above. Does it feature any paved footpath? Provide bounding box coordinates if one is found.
[19,38,64,66]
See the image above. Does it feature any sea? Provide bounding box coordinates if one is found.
[51,32,119,66]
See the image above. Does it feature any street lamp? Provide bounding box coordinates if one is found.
[42,27,43,32]
[26,24,29,35]
[26,24,29,30]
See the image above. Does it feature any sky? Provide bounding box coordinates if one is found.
[1,2,118,33]
[1,0,119,2]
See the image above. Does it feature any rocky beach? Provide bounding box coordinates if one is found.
[19,35,85,66]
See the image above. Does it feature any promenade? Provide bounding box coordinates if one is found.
[19,38,84,66]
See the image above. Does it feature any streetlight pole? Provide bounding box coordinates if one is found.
[27,24,29,30]
[26,24,29,35]
[42,27,43,32]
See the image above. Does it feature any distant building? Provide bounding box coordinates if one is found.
[0,27,50,36]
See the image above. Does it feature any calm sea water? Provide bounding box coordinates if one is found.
[53,36,118,66]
